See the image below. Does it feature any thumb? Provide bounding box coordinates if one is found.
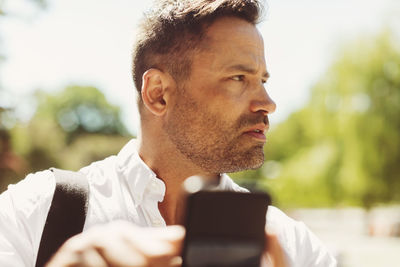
[156,225,185,242]
[151,225,185,253]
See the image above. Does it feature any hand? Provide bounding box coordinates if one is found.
[261,231,288,267]
[45,221,185,267]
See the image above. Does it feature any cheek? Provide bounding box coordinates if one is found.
[206,92,250,124]
[187,84,249,127]
[201,82,247,107]
[204,103,243,132]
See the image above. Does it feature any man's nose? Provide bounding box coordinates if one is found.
[249,87,276,115]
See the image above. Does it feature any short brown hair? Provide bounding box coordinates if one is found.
[132,0,265,102]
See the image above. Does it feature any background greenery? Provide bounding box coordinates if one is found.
[0,0,132,191]
[1,1,399,210]
[231,30,400,209]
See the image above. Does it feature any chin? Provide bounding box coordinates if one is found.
[241,157,264,171]
[242,146,265,168]
[222,162,263,173]
[221,150,265,173]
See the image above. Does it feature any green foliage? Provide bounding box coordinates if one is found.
[1,86,132,193]
[34,86,129,143]
[235,30,400,209]
[57,133,130,171]
[0,0,49,192]
[0,1,131,193]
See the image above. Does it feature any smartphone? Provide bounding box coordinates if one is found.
[181,190,271,267]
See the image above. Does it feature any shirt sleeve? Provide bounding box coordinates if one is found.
[292,221,337,267]
[0,170,55,267]
[267,206,337,267]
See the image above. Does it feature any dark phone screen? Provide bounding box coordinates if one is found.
[182,191,271,267]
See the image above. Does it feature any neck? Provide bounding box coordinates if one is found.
[137,130,220,225]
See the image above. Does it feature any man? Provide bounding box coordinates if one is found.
[0,0,336,266]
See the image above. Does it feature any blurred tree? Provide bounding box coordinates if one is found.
[33,85,129,143]
[0,0,48,192]
[234,30,400,209]
[2,85,132,192]
[0,1,133,193]
[0,129,27,192]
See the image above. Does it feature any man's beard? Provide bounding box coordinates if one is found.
[163,90,266,174]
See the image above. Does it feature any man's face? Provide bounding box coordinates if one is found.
[164,17,276,174]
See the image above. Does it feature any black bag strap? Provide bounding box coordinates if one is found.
[35,168,89,267]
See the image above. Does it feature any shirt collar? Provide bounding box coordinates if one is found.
[116,139,165,207]
[116,139,245,206]
[217,173,249,192]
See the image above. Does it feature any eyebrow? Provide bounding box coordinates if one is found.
[226,64,270,79]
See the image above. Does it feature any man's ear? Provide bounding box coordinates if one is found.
[141,68,175,116]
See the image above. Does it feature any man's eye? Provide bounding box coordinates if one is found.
[231,75,245,81]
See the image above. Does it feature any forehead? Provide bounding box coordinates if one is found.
[206,16,264,45]
[194,16,266,69]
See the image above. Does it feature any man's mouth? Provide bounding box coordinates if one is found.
[243,124,268,142]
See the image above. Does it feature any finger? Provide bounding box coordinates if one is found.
[45,250,80,267]
[77,222,184,267]
[138,226,185,267]
[105,224,181,266]
[127,225,185,256]
[45,235,88,267]
[78,247,108,267]
[170,256,183,267]
[155,225,185,254]
[139,240,179,267]
[146,225,185,244]
[90,229,148,266]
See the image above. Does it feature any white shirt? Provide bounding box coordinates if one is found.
[0,139,336,267]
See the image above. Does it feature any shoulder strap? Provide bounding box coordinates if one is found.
[35,168,89,267]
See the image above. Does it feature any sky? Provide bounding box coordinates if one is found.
[1,0,399,135]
